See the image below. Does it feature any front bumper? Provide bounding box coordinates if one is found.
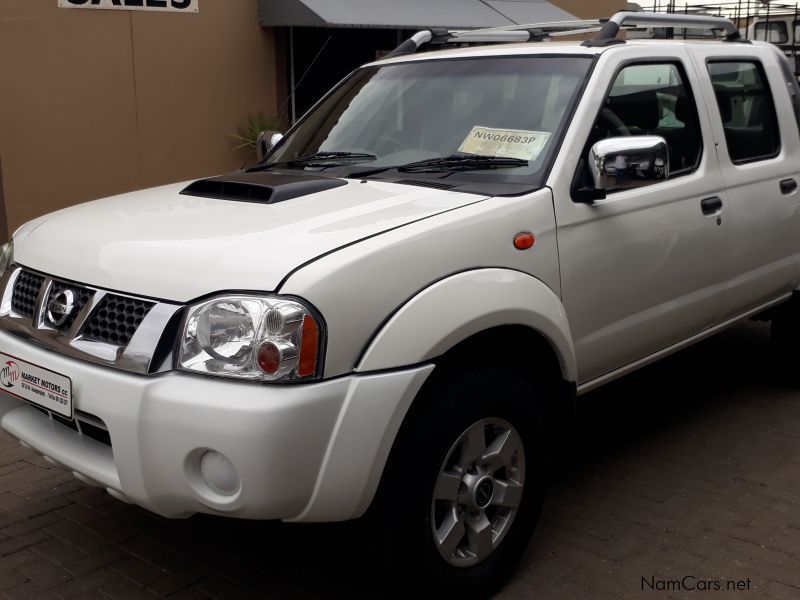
[0,330,433,521]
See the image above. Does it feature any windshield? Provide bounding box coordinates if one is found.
[265,56,593,193]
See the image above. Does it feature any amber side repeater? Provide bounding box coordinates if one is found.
[513,232,535,250]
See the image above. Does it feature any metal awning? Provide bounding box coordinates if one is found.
[258,0,577,30]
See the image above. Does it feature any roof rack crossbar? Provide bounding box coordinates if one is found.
[383,19,605,59]
[583,11,744,47]
[448,20,602,35]
[384,11,746,59]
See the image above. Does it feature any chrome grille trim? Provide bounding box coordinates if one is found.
[0,265,182,375]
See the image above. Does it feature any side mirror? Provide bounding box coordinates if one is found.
[256,130,284,162]
[588,136,670,193]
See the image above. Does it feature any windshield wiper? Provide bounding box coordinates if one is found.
[348,154,528,179]
[250,151,377,172]
[399,154,529,173]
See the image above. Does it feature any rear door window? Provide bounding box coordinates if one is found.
[707,60,781,164]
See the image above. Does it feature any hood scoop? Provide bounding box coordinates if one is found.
[180,171,347,204]
[396,179,457,190]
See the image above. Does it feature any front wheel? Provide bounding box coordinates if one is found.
[373,366,547,598]
[430,415,528,570]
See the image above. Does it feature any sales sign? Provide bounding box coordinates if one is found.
[58,0,199,13]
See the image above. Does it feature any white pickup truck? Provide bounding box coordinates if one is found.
[1,10,799,596]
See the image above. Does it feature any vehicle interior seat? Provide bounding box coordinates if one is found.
[712,85,778,161]
[654,92,700,172]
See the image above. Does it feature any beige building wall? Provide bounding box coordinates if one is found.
[0,0,280,235]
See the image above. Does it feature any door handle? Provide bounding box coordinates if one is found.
[701,196,723,215]
[780,178,798,195]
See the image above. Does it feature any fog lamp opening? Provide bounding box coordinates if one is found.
[198,450,240,497]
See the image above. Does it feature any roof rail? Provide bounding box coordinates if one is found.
[384,20,603,59]
[583,11,745,47]
[383,12,744,58]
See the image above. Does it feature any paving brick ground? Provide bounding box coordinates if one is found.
[1,321,799,599]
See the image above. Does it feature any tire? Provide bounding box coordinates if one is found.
[372,365,548,599]
[772,298,800,378]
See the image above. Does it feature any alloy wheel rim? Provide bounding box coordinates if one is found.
[430,417,526,568]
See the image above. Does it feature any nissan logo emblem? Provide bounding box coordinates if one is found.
[46,289,75,327]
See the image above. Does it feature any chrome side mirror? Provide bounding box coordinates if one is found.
[589,136,670,192]
[256,130,284,162]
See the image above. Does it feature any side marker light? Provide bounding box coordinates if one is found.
[514,232,535,250]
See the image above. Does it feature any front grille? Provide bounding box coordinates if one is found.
[81,294,155,346]
[12,271,45,318]
[1,267,182,374]
[33,406,112,447]
[54,413,112,447]
[45,281,92,331]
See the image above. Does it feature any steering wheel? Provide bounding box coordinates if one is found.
[598,108,631,137]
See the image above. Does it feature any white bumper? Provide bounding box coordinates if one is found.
[0,330,433,522]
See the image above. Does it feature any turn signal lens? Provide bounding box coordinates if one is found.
[513,232,535,250]
[298,315,319,377]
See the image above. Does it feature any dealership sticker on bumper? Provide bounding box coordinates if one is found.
[0,352,72,419]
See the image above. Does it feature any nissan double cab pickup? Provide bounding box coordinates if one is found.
[1,10,800,596]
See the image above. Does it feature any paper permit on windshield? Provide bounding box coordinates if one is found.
[458,127,551,161]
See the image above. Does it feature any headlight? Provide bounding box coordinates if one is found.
[0,241,13,278]
[178,295,324,382]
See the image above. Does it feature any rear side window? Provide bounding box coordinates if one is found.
[707,61,780,164]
